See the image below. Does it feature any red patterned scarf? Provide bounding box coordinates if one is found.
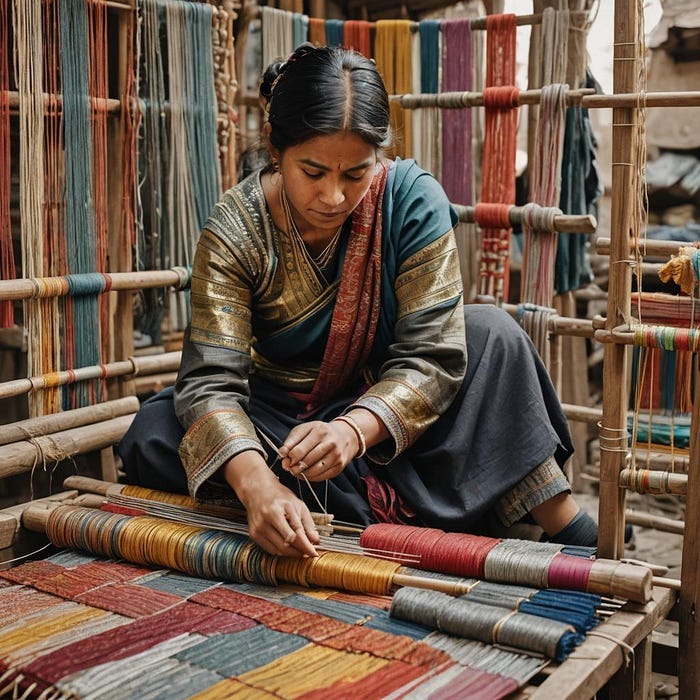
[297,161,389,415]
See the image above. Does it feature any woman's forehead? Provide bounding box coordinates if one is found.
[285,132,376,168]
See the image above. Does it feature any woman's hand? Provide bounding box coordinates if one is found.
[221,453,319,558]
[278,419,361,481]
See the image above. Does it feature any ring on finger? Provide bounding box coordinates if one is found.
[297,461,310,472]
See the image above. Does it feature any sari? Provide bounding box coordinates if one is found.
[119,159,573,532]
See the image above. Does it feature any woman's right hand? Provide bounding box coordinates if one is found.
[221,452,320,558]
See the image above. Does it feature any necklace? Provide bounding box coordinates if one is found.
[280,186,343,270]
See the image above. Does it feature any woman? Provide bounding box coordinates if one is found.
[119,44,597,558]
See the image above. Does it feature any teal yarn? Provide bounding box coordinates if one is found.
[59,0,102,407]
[325,19,344,46]
[419,20,440,94]
[292,13,308,49]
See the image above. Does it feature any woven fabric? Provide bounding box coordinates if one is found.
[0,552,542,699]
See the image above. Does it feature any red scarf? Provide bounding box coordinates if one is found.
[296,162,389,415]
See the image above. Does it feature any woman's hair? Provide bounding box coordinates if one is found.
[259,44,392,153]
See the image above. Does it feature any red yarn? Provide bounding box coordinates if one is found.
[479,14,518,303]
[546,552,593,591]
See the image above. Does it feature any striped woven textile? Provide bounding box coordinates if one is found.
[0,551,545,699]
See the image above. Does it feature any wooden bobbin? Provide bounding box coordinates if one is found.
[587,559,653,603]
[619,468,687,496]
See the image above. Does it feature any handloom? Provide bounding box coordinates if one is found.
[61,478,653,603]
[0,475,659,699]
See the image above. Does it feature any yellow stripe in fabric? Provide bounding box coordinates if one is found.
[239,644,388,697]
[0,604,108,655]
[189,678,278,699]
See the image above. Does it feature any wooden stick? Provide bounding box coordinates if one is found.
[7,91,121,114]
[595,236,700,258]
[393,88,596,109]
[0,269,189,302]
[452,204,596,233]
[596,0,640,562]
[625,510,684,535]
[63,474,126,497]
[392,89,700,110]
[501,303,597,339]
[0,396,139,446]
[653,576,682,591]
[0,352,181,400]
[0,415,135,479]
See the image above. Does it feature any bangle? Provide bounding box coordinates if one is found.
[333,414,367,458]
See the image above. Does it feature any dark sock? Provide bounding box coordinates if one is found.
[549,509,598,548]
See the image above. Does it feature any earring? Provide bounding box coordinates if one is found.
[271,160,279,172]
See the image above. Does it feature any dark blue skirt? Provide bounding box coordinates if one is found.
[117,305,573,533]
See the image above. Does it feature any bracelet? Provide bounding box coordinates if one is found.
[333,415,367,458]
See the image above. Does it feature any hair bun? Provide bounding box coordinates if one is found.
[259,59,286,103]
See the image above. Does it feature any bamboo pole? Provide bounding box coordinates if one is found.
[0,269,190,302]
[625,510,684,536]
[0,352,181,400]
[596,237,700,258]
[392,89,700,110]
[597,0,640,560]
[452,204,596,233]
[0,415,135,479]
[0,396,140,446]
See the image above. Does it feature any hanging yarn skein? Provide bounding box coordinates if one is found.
[478,14,518,303]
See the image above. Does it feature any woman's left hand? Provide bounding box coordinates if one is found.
[278,420,358,481]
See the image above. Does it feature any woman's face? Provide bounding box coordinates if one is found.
[276,132,378,238]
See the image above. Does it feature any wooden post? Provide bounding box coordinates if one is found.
[679,357,700,697]
[597,0,641,560]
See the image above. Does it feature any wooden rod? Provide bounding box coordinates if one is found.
[393,90,700,111]
[501,303,596,339]
[0,269,189,302]
[0,352,181,400]
[393,88,596,109]
[0,414,135,479]
[452,204,596,234]
[625,510,684,535]
[0,396,140,446]
[583,91,700,109]
[594,324,700,351]
[653,576,682,591]
[596,237,700,258]
[561,403,603,424]
[63,474,126,497]
[7,91,121,114]
[619,468,687,495]
[597,0,640,561]
[250,8,588,30]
